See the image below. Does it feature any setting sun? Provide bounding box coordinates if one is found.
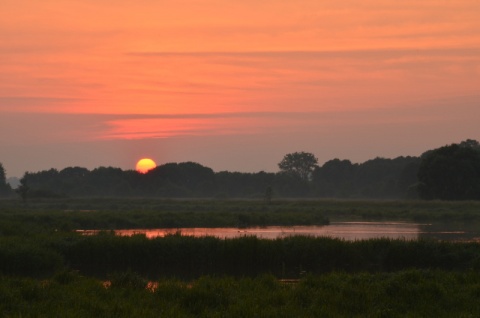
[136,158,157,174]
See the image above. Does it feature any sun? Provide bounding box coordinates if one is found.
[136,158,157,174]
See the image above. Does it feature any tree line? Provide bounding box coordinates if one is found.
[1,139,479,200]
[0,163,13,197]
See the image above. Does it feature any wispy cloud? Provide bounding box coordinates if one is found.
[127,47,480,58]
[0,96,88,113]
[5,96,477,144]
[0,96,86,105]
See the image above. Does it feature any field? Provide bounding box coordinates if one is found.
[1,198,480,316]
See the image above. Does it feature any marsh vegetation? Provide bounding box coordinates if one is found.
[3,270,480,317]
[1,198,480,315]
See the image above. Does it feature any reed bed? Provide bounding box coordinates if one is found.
[2,233,480,279]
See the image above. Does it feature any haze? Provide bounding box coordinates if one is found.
[1,0,479,177]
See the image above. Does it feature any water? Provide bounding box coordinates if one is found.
[79,221,480,241]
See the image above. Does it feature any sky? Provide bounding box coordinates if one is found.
[1,0,479,178]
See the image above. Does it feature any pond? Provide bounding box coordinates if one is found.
[79,221,480,241]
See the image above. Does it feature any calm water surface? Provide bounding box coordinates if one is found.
[79,221,480,241]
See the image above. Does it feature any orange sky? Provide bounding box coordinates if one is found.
[0,0,479,176]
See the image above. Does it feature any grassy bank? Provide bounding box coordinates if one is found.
[1,198,480,231]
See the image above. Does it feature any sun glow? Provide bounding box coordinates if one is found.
[135,158,157,174]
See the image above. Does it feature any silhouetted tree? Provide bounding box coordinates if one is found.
[15,178,29,202]
[89,167,128,196]
[313,159,355,197]
[22,169,61,194]
[0,163,12,196]
[264,186,273,204]
[57,167,90,195]
[313,156,420,199]
[398,159,422,199]
[418,140,480,200]
[355,157,416,198]
[459,139,480,149]
[215,171,275,198]
[148,162,216,197]
[273,172,311,197]
[278,152,318,181]
[0,163,5,184]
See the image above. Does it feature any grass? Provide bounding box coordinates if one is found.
[2,232,480,279]
[1,198,480,232]
[2,197,480,316]
[2,270,480,317]
[1,198,480,279]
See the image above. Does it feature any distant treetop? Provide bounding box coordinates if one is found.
[278,151,318,181]
[418,139,480,200]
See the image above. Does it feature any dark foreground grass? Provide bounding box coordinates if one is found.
[2,270,480,317]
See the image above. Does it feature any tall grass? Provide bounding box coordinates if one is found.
[3,231,480,278]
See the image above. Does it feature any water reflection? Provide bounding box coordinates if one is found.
[418,221,480,242]
[78,221,480,241]
[317,222,421,241]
